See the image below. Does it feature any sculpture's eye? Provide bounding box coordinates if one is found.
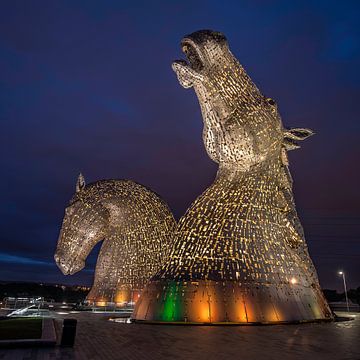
[266,98,276,106]
[65,206,75,216]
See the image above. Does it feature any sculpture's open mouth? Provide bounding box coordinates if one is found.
[181,39,204,71]
[172,38,204,88]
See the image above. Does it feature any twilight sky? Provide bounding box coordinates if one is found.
[0,0,359,290]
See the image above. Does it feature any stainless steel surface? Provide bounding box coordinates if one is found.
[133,30,332,323]
[55,176,176,305]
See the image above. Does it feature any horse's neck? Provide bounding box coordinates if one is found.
[215,157,283,188]
[212,157,299,218]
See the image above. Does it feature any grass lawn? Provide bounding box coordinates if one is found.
[0,318,42,340]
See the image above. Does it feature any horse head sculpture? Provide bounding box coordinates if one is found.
[55,174,108,275]
[55,175,176,305]
[172,30,313,173]
[132,30,332,324]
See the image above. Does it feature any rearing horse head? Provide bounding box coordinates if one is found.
[54,174,109,275]
[172,30,313,172]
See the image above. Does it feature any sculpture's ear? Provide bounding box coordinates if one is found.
[283,128,314,151]
[284,128,314,141]
[76,173,86,193]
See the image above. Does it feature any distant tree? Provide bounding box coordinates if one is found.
[323,287,360,305]
[323,289,342,302]
[0,282,89,303]
[348,287,360,305]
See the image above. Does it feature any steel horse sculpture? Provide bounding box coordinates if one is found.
[132,30,332,323]
[55,175,176,305]
[55,30,331,323]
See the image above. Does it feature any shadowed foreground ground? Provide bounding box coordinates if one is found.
[0,318,42,340]
[0,311,359,359]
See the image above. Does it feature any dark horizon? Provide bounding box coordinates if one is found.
[0,1,359,291]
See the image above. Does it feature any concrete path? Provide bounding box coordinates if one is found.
[0,311,359,359]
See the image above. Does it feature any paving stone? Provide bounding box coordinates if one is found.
[0,312,359,359]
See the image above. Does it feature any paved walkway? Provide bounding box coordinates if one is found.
[0,312,359,359]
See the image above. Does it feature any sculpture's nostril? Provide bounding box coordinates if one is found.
[54,254,71,274]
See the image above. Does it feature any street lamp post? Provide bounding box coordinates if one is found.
[338,271,349,312]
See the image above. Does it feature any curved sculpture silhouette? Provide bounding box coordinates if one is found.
[55,175,176,305]
[132,30,332,323]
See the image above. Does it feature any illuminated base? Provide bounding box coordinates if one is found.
[132,280,333,324]
[86,288,141,307]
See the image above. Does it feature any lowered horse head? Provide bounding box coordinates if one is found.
[172,30,313,173]
[55,175,176,305]
[55,174,109,275]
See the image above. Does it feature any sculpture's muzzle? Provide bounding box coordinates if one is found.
[54,252,85,275]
